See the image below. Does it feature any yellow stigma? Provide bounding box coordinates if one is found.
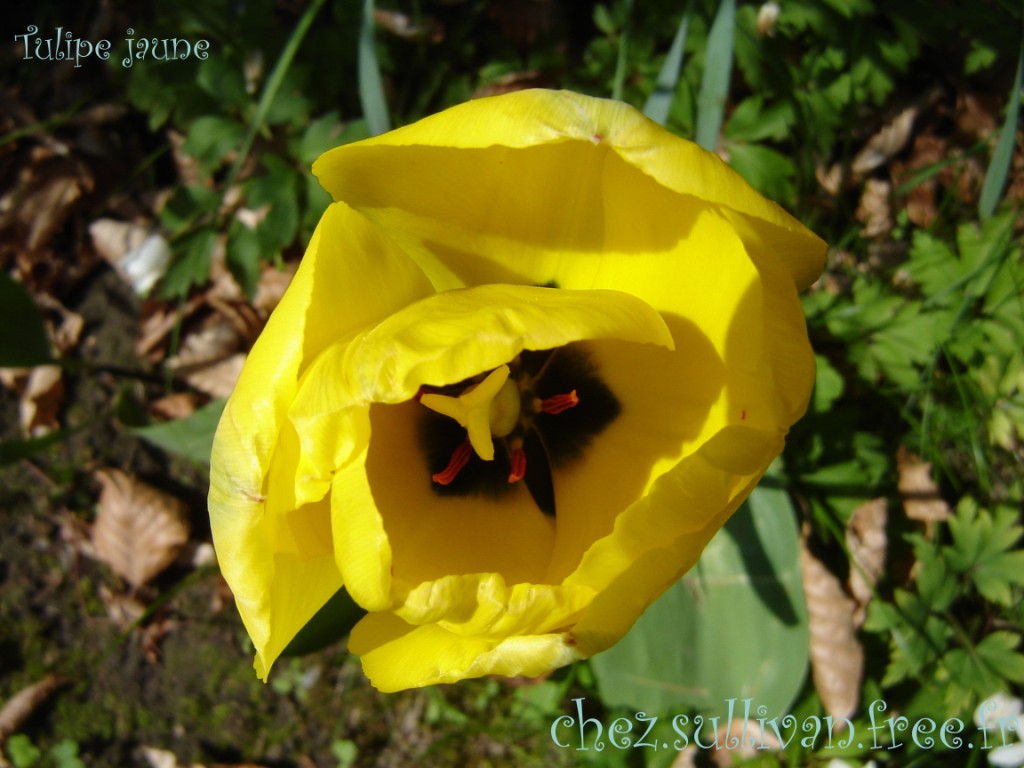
[419,365,521,461]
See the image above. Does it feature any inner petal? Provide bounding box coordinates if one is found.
[365,400,555,585]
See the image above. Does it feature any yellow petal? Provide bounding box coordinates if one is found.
[343,283,673,404]
[565,425,785,657]
[322,284,672,609]
[313,89,826,296]
[209,200,433,678]
[349,612,583,692]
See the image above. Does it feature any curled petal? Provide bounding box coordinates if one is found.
[209,201,433,677]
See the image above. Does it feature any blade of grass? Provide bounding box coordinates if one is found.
[642,1,692,126]
[979,29,1023,220]
[360,0,392,135]
[222,0,328,195]
[611,0,635,102]
[695,0,735,152]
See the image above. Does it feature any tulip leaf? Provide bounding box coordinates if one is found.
[283,586,366,657]
[642,1,692,126]
[131,399,226,465]
[978,33,1023,220]
[695,0,736,151]
[591,473,808,719]
[0,271,53,367]
[359,0,392,136]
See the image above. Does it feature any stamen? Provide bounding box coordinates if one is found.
[539,390,579,415]
[432,441,472,485]
[508,447,526,483]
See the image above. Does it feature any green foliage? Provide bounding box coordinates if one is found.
[0,272,53,367]
[864,498,1024,714]
[131,398,226,465]
[4,736,84,768]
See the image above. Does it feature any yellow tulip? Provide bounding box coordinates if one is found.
[208,89,827,692]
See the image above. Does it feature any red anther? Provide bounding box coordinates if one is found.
[508,447,527,483]
[432,441,472,485]
[540,389,579,415]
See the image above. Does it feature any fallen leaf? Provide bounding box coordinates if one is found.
[2,364,66,437]
[91,469,190,589]
[896,445,949,524]
[253,262,297,315]
[90,219,171,295]
[148,392,202,421]
[851,107,917,175]
[0,674,67,741]
[374,8,444,42]
[856,179,893,239]
[166,321,246,398]
[846,498,888,628]
[800,538,864,724]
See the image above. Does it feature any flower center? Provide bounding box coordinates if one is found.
[416,344,620,516]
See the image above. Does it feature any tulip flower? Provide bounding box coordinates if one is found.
[208,89,827,691]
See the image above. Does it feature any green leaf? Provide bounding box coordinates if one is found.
[724,142,796,204]
[131,399,226,465]
[182,115,248,171]
[975,631,1024,684]
[812,354,844,412]
[724,97,791,143]
[196,57,250,110]
[943,632,1024,701]
[296,111,344,166]
[979,35,1023,219]
[642,2,691,126]
[947,501,1024,605]
[160,229,216,299]
[359,0,391,135]
[49,740,86,768]
[0,271,52,366]
[283,587,366,657]
[695,0,735,151]
[6,734,41,768]
[591,474,808,718]
[227,220,263,300]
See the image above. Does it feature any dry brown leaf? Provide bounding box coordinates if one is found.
[800,539,863,724]
[956,92,999,140]
[670,745,699,768]
[0,674,67,741]
[846,498,888,628]
[851,107,917,175]
[374,8,444,42]
[896,445,949,524]
[167,321,246,398]
[90,218,149,268]
[2,364,66,437]
[856,179,893,239]
[13,157,91,254]
[148,392,201,421]
[181,353,245,399]
[253,262,298,314]
[91,469,190,589]
[99,584,147,628]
